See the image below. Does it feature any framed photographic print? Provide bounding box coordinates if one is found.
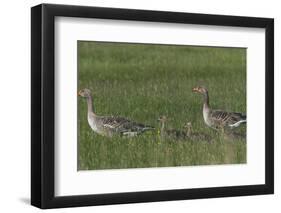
[31,3,274,209]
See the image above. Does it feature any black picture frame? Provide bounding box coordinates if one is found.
[31,3,274,209]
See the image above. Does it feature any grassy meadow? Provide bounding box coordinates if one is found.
[78,41,246,170]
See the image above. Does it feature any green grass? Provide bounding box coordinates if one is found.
[78,41,246,170]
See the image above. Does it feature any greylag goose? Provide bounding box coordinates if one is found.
[183,122,212,142]
[157,116,187,140]
[78,88,155,137]
[192,86,246,130]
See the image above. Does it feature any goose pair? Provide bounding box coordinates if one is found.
[192,86,246,131]
[78,89,154,137]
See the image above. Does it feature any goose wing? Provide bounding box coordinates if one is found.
[101,116,154,135]
[210,110,246,127]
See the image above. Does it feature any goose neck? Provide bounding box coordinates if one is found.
[203,91,210,109]
[161,121,165,130]
[160,121,165,137]
[187,126,192,136]
[86,96,95,116]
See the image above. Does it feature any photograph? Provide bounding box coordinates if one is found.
[77,41,247,170]
[30,3,274,209]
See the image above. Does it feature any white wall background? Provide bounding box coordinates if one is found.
[0,0,279,212]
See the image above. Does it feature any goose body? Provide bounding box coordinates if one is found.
[184,122,212,142]
[205,109,246,129]
[79,88,154,137]
[192,86,246,130]
[158,116,188,140]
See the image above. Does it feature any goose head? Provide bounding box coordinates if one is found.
[183,122,192,135]
[192,86,208,95]
[78,88,92,98]
[157,115,167,123]
[183,122,192,129]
